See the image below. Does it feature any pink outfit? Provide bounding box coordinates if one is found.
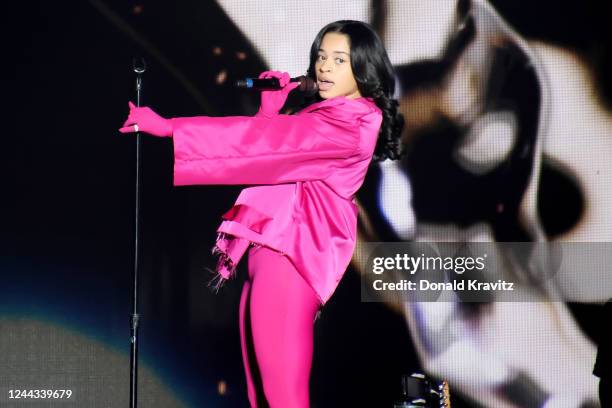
[120,89,382,406]
[171,95,382,305]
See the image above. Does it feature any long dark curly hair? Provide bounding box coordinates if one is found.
[302,20,405,161]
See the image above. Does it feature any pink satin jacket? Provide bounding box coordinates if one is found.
[171,95,382,305]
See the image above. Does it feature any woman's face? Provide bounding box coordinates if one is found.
[315,32,362,100]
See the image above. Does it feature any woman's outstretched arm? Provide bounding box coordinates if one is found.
[170,104,363,186]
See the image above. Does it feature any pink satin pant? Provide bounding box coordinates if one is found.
[239,245,320,407]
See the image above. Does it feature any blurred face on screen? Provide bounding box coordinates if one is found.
[315,32,361,100]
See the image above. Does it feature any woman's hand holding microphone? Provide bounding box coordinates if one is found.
[255,71,300,118]
[119,71,298,135]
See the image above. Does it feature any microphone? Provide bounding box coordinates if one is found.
[235,75,318,93]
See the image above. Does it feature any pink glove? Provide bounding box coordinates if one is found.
[256,71,300,118]
[119,101,173,137]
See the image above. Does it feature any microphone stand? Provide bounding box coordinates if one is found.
[130,57,146,408]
